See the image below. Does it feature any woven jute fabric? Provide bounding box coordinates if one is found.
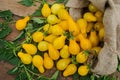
[90,0,120,75]
[66,0,120,75]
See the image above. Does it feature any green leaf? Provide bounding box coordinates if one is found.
[0,39,17,49]
[19,0,33,7]
[117,64,120,72]
[0,47,15,63]
[8,57,21,65]
[26,69,33,80]
[103,76,111,80]
[71,56,78,65]
[51,70,59,80]
[73,72,79,80]
[25,23,33,32]
[96,75,113,80]
[0,23,2,27]
[0,39,8,47]
[56,0,69,5]
[0,23,11,38]
[8,66,19,75]
[56,0,65,3]
[32,9,42,16]
[90,75,95,80]
[13,31,25,41]
[38,76,50,80]
[35,0,41,2]
[32,1,44,17]
[33,9,41,16]
[15,72,28,80]
[0,10,12,21]
[80,74,91,80]
[0,39,20,65]
[32,5,42,16]
[111,75,117,80]
[32,17,45,24]
[64,32,74,40]
[0,48,7,60]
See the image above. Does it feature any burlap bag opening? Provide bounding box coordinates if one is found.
[90,0,120,75]
[66,0,120,75]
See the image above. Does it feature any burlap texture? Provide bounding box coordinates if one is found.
[90,0,120,75]
[69,8,82,21]
[66,0,89,8]
[67,0,120,75]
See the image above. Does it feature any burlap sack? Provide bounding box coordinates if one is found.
[66,0,120,75]
[66,0,89,21]
[90,0,120,75]
[66,0,89,8]
[69,8,82,21]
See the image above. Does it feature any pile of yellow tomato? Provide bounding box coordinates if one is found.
[16,2,104,77]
